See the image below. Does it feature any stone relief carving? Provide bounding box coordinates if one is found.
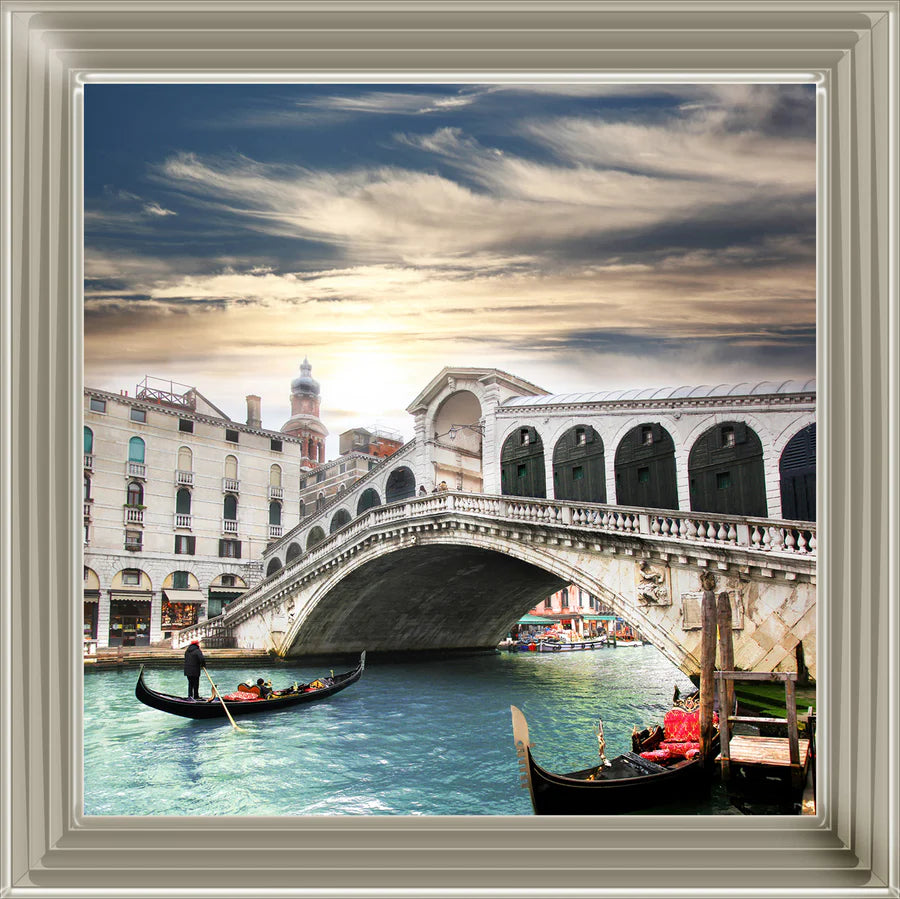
[635,560,671,605]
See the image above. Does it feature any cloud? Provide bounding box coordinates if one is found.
[142,202,177,217]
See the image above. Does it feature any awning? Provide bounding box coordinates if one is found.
[583,614,617,621]
[163,589,204,604]
[209,585,247,593]
[517,614,555,624]
[83,590,100,603]
[110,592,152,604]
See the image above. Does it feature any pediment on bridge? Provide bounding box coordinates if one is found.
[406,367,549,414]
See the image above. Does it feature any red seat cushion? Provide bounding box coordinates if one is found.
[663,707,718,742]
[220,690,259,701]
[639,748,672,762]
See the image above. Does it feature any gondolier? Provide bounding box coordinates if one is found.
[183,639,206,700]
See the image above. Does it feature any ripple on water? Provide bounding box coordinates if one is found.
[84,648,699,816]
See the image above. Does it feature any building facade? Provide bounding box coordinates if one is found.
[83,378,307,648]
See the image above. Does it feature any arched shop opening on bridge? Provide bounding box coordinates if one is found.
[501,426,545,498]
[553,425,606,503]
[779,423,816,522]
[385,466,416,503]
[688,422,767,518]
[615,423,678,510]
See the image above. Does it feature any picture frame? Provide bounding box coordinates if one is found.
[2,1,896,895]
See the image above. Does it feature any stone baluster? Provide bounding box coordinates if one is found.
[784,528,797,552]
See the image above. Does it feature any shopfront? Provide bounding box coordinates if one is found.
[161,589,202,640]
[108,594,152,647]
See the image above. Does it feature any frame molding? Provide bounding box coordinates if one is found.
[1,2,896,896]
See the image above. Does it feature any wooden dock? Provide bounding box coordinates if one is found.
[716,735,811,769]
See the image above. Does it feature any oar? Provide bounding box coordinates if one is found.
[203,667,245,732]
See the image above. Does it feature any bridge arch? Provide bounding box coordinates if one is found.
[330,508,352,533]
[357,488,381,515]
[276,530,694,672]
[500,426,546,498]
[614,423,678,510]
[688,421,767,517]
[385,466,416,503]
[552,425,606,503]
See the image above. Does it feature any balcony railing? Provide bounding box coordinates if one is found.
[124,536,143,551]
[268,524,283,539]
[222,518,239,534]
[127,461,146,478]
[124,506,144,525]
[174,513,192,529]
[84,453,94,470]
[223,478,240,493]
[83,502,92,518]
[269,485,284,500]
[176,470,194,487]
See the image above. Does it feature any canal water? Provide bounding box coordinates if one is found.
[84,646,739,816]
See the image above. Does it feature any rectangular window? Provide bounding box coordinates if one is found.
[124,531,142,550]
[721,427,736,448]
[221,574,236,587]
[218,538,242,558]
[225,428,239,443]
[572,466,585,481]
[270,438,282,452]
[130,408,147,423]
[641,426,653,445]
[717,471,732,490]
[520,428,530,446]
[316,470,326,483]
[517,463,527,478]
[174,535,196,555]
[122,569,141,585]
[638,466,650,483]
[89,397,106,413]
[172,571,189,589]
[575,428,586,446]
[179,418,194,433]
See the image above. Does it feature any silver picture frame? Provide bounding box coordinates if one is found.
[2,2,896,895]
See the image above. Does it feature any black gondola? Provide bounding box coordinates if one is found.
[511,704,715,815]
[135,653,365,720]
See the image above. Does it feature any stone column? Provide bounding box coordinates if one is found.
[149,591,163,644]
[479,380,502,495]
[97,591,111,649]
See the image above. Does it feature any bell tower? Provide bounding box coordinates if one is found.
[281,357,329,468]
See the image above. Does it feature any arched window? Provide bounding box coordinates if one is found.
[306,526,326,550]
[269,501,282,526]
[330,508,351,533]
[299,500,306,519]
[224,454,238,479]
[177,446,192,471]
[84,426,93,454]
[127,481,143,506]
[128,437,145,463]
[266,557,283,577]
[176,488,192,515]
[357,488,381,515]
[316,492,325,512]
[269,464,282,487]
[385,467,416,503]
[286,542,302,563]
[223,494,238,520]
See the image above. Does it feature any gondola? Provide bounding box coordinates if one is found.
[511,703,717,815]
[135,653,365,720]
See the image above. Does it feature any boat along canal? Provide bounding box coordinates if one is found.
[84,646,741,816]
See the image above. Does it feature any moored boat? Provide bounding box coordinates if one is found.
[135,653,365,720]
[511,702,717,815]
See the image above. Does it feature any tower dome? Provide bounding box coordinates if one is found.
[291,357,320,396]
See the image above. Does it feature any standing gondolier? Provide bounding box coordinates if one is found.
[183,639,206,700]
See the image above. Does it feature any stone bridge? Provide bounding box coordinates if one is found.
[177,491,816,679]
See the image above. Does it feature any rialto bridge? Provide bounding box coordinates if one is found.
[174,368,816,678]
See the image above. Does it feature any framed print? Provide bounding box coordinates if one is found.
[2,1,897,896]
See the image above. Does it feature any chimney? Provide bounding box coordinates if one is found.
[246,395,262,429]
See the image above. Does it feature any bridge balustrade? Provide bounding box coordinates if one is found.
[210,491,816,630]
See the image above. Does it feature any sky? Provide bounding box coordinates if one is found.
[84,83,816,455]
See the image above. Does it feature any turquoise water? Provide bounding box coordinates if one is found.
[84,647,720,816]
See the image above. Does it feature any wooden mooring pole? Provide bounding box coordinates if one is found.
[716,592,735,718]
[699,589,718,765]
